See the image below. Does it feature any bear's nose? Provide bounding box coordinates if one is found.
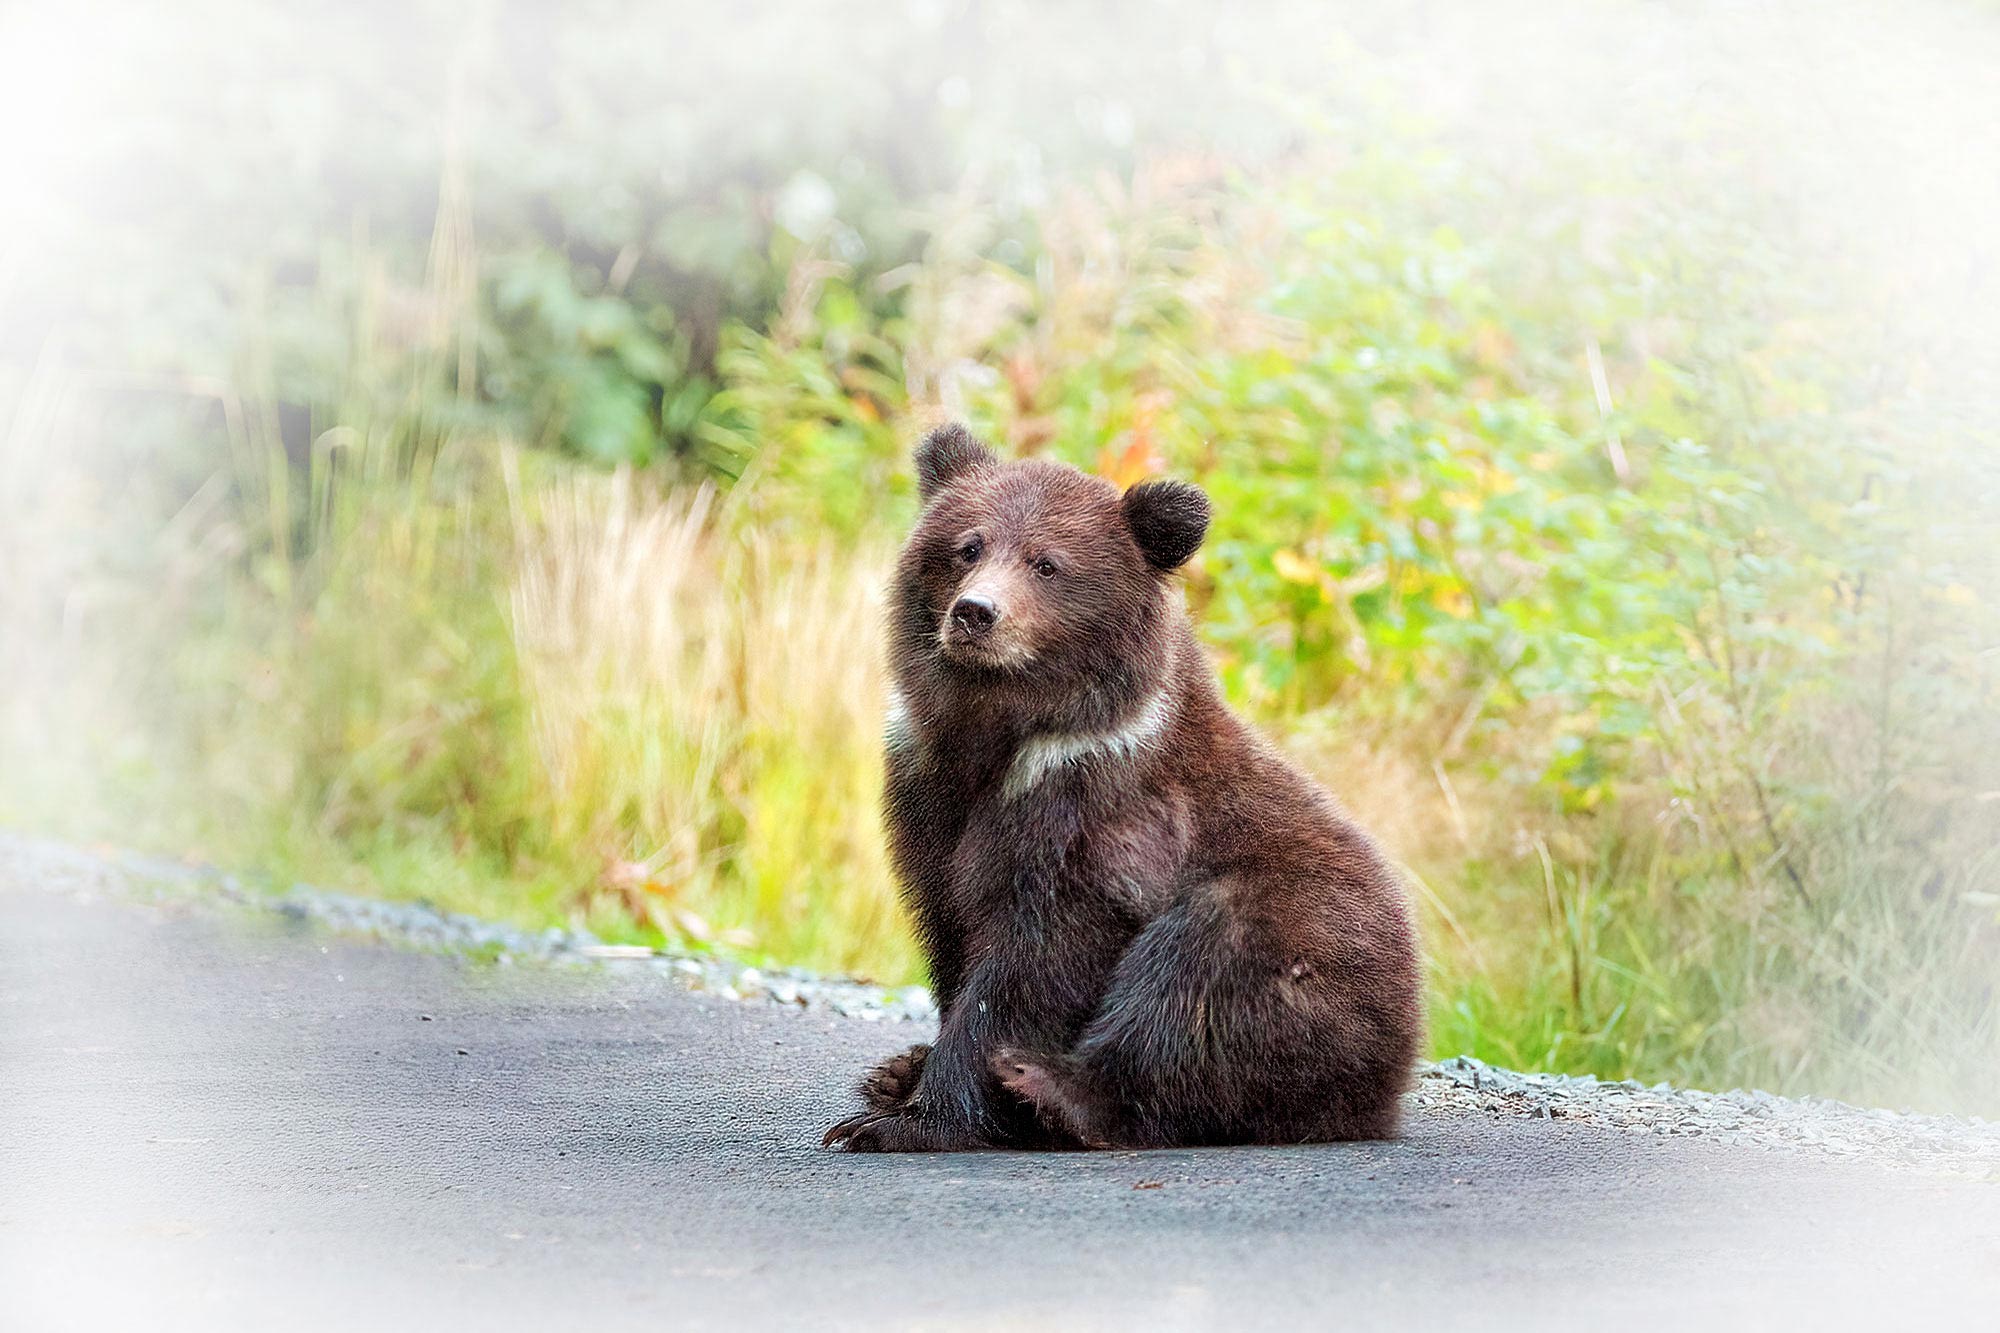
[950,594,998,635]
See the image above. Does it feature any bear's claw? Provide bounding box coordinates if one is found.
[823,1109,984,1153]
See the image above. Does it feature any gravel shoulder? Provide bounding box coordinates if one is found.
[4,832,1998,1331]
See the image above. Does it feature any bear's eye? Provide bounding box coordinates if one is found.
[957,537,983,564]
[1033,557,1059,580]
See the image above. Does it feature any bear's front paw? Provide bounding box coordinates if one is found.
[859,1042,931,1111]
[822,1109,982,1153]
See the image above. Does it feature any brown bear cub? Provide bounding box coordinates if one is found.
[821,424,1421,1152]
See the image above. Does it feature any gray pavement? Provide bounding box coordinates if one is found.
[3,865,1997,1331]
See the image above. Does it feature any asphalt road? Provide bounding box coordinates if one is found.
[4,877,1997,1332]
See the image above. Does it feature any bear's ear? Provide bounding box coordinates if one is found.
[914,422,997,502]
[1122,478,1211,571]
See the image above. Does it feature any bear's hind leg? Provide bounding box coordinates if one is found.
[988,896,1233,1148]
[999,884,1414,1148]
[989,1048,1116,1148]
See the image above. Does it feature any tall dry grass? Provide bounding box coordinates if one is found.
[504,457,914,977]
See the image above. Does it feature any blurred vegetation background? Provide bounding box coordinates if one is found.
[3,0,1997,1114]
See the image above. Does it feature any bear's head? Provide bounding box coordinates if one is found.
[891,423,1209,703]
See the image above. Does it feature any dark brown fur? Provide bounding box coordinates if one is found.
[822,424,1422,1152]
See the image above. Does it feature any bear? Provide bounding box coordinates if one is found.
[821,423,1422,1152]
